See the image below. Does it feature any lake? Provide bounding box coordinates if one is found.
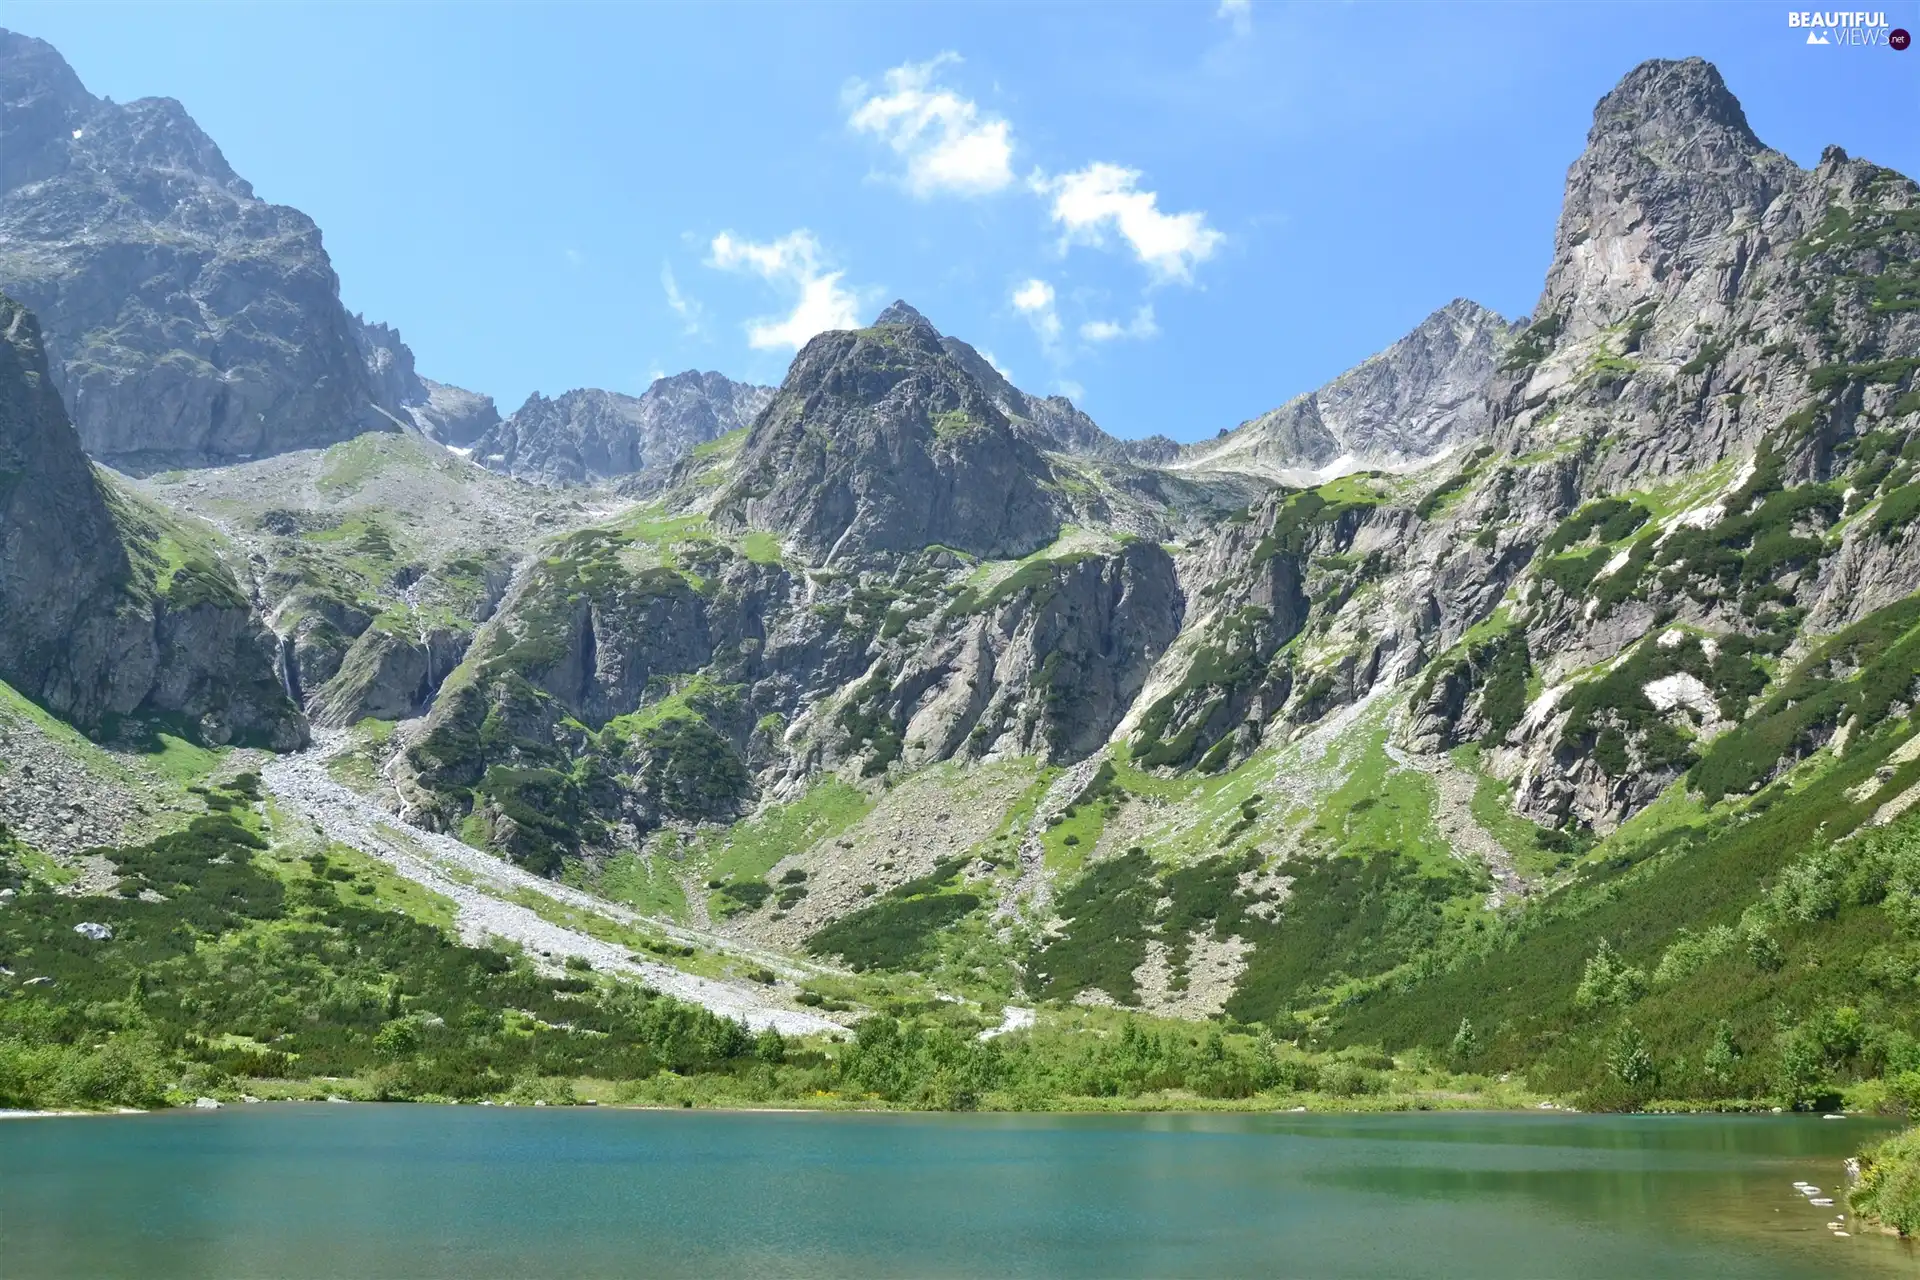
[2,1106,1913,1277]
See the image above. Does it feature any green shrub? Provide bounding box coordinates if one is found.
[1851,1126,1920,1237]
[804,858,978,971]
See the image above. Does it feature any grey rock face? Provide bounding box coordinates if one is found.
[308,624,471,728]
[1176,298,1511,483]
[351,316,428,416]
[409,378,500,448]
[870,302,1178,464]
[716,309,1064,562]
[1535,57,1794,349]
[1388,58,1920,832]
[894,541,1185,765]
[0,291,127,690]
[0,292,306,747]
[0,30,410,467]
[472,371,772,486]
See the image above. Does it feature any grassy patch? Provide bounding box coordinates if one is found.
[591,851,690,920]
[699,778,873,886]
[1309,727,1452,873]
[739,531,783,564]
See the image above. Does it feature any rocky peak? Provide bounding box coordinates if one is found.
[0,30,468,467]
[871,301,1177,465]
[1176,297,1510,483]
[471,371,773,486]
[716,319,1062,562]
[1588,57,1761,154]
[1535,57,1794,344]
[871,299,931,328]
[0,30,92,191]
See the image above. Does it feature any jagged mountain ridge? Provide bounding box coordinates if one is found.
[0,29,489,468]
[1401,57,1920,829]
[474,371,773,487]
[386,55,1918,873]
[1171,298,1513,484]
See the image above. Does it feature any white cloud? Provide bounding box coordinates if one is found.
[1217,0,1253,37]
[1055,379,1086,401]
[661,264,702,335]
[979,349,1013,382]
[1011,277,1061,344]
[1040,163,1224,284]
[1080,305,1159,343]
[707,230,862,350]
[847,54,1015,198]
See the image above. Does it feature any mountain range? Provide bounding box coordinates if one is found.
[1,31,1918,1127]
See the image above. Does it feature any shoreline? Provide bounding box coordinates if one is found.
[0,1098,1881,1120]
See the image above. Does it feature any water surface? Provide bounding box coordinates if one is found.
[2,1107,1913,1277]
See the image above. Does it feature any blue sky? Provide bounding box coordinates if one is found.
[10,1,1917,441]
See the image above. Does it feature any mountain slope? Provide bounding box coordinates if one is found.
[1172,298,1512,484]
[0,293,305,748]
[473,372,773,487]
[6,40,1920,1123]
[0,30,487,467]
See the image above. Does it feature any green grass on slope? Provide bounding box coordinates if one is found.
[1307,729,1454,875]
[0,678,228,791]
[576,849,689,921]
[696,778,872,887]
[804,857,981,973]
[1330,710,1920,1108]
[0,778,786,1111]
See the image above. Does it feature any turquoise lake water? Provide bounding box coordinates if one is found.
[1,1106,1914,1277]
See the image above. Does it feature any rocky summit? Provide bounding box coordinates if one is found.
[0,30,486,468]
[474,371,773,487]
[3,43,1919,1127]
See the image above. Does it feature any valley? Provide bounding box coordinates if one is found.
[0,33,1917,1229]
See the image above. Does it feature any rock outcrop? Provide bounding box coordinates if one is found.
[0,30,489,468]
[472,372,772,486]
[0,293,305,747]
[1174,298,1512,483]
[716,307,1065,563]
[410,379,500,448]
